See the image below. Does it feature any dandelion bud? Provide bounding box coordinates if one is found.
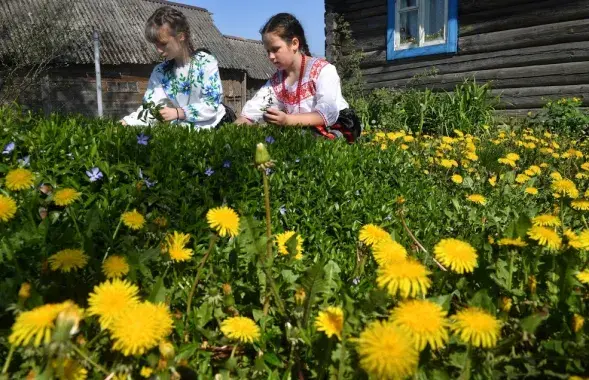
[572,314,585,333]
[56,302,83,336]
[222,283,232,296]
[18,282,31,299]
[528,275,537,294]
[295,287,306,306]
[500,297,512,313]
[255,143,271,166]
[159,340,175,359]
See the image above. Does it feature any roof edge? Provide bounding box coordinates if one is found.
[144,0,209,13]
[224,34,264,45]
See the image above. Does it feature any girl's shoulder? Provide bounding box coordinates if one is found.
[193,49,218,64]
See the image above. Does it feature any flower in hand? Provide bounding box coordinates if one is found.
[263,108,289,126]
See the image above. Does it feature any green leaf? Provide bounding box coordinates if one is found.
[262,352,283,368]
[468,289,495,314]
[521,312,549,334]
[281,269,298,285]
[193,302,214,328]
[323,260,341,293]
[147,276,167,303]
[515,214,532,238]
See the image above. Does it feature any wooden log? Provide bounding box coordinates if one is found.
[460,0,538,14]
[362,42,589,79]
[334,5,387,23]
[494,86,589,109]
[460,0,589,36]
[327,0,385,13]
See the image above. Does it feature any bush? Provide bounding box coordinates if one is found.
[0,105,588,379]
[537,97,589,139]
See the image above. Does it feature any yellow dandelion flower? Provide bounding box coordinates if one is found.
[87,279,140,330]
[498,158,516,168]
[488,175,497,187]
[439,159,458,168]
[220,316,261,343]
[48,249,88,272]
[571,200,589,211]
[275,231,304,257]
[515,174,531,184]
[355,320,418,380]
[527,226,562,251]
[550,171,563,181]
[390,299,449,350]
[506,153,520,161]
[165,231,193,262]
[140,367,153,378]
[451,174,463,184]
[577,269,589,284]
[552,179,579,199]
[206,206,240,237]
[466,194,487,205]
[9,301,73,346]
[110,302,173,356]
[529,165,542,175]
[102,255,130,278]
[532,214,561,227]
[5,168,34,191]
[572,314,584,333]
[576,173,589,180]
[53,188,81,206]
[0,194,17,222]
[581,162,589,171]
[525,187,538,195]
[53,358,88,380]
[315,306,344,340]
[295,287,306,305]
[376,258,431,298]
[574,230,589,249]
[433,239,478,274]
[400,144,409,150]
[359,224,391,246]
[451,307,501,348]
[497,237,528,247]
[500,297,512,313]
[121,209,145,230]
[372,239,407,266]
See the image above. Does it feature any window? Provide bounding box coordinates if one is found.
[387,0,458,60]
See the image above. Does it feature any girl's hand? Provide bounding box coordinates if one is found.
[159,107,185,121]
[263,108,290,126]
[120,119,128,126]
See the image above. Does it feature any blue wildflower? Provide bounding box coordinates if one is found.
[18,155,30,167]
[265,136,275,144]
[279,206,287,216]
[2,141,15,155]
[86,167,104,182]
[205,167,214,176]
[137,133,150,146]
[223,160,231,168]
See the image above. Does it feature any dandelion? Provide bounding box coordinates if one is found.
[207,206,240,237]
[295,287,306,305]
[86,167,103,182]
[532,214,561,227]
[466,194,487,205]
[87,279,140,330]
[498,158,516,168]
[220,316,261,343]
[500,297,512,313]
[9,301,73,346]
[355,320,418,380]
[451,307,501,348]
[165,231,193,262]
[577,269,589,284]
[497,237,528,247]
[506,153,520,161]
[48,249,88,272]
[572,314,584,333]
[525,187,538,195]
[54,358,88,380]
[53,188,81,206]
[451,174,463,184]
[433,238,478,274]
[372,239,407,266]
[359,224,391,246]
[571,200,589,211]
[315,306,344,340]
[515,174,530,184]
[5,168,34,191]
[552,178,579,198]
[275,231,303,258]
[488,175,497,186]
[121,209,145,230]
[390,299,449,350]
[110,302,173,356]
[102,256,130,278]
[0,194,17,222]
[527,226,562,250]
[439,159,458,168]
[376,258,431,298]
[581,162,589,171]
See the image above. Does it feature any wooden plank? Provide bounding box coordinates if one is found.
[460,0,589,37]
[327,0,385,13]
[356,18,589,65]
[336,5,387,23]
[460,0,538,14]
[362,42,589,79]
[494,85,589,109]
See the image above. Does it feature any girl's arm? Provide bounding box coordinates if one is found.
[312,64,343,127]
[180,54,223,125]
[263,108,324,127]
[240,81,278,124]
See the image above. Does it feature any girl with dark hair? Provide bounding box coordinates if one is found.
[121,6,235,128]
[235,13,361,143]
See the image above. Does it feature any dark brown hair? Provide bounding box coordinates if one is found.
[260,13,310,56]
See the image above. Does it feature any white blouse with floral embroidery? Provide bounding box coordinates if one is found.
[240,57,348,126]
[123,51,226,129]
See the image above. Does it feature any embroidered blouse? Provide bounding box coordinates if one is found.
[240,57,349,126]
[123,51,226,129]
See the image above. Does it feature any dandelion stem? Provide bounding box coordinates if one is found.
[67,207,84,245]
[1,345,15,374]
[399,212,447,271]
[337,329,347,380]
[459,344,472,380]
[262,170,272,260]
[185,234,218,328]
[507,250,515,291]
[71,343,109,375]
[104,203,130,262]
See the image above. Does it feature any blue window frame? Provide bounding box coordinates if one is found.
[387,0,458,61]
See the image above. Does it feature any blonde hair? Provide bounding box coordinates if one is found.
[145,6,195,53]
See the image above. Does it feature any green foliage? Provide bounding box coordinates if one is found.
[535,97,589,138]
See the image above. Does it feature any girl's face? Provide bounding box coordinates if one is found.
[263,32,299,70]
[154,25,186,61]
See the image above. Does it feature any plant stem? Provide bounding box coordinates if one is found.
[507,250,515,291]
[399,212,447,271]
[262,170,272,260]
[1,345,15,374]
[71,344,109,375]
[459,344,472,380]
[337,332,347,380]
[103,203,129,262]
[67,207,84,245]
[185,234,218,328]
